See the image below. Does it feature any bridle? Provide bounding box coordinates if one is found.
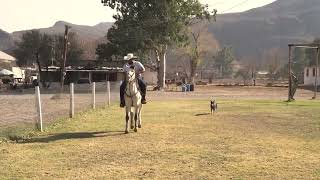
[125,70,139,98]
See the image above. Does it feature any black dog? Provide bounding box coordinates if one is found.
[210,99,218,114]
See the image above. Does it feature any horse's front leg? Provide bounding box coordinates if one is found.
[134,109,138,132]
[137,105,142,128]
[125,108,130,134]
[130,111,134,129]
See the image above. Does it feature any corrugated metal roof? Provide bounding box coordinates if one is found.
[0,51,16,61]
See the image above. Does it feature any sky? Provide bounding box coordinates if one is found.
[0,0,276,33]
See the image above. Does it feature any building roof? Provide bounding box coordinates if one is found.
[0,51,16,62]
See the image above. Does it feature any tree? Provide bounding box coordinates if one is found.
[101,0,216,89]
[96,43,118,61]
[213,46,235,78]
[292,47,307,82]
[306,38,320,66]
[261,48,285,82]
[235,67,251,85]
[52,32,83,67]
[13,30,52,87]
[238,56,257,85]
[267,55,281,82]
[14,30,84,88]
[175,22,219,84]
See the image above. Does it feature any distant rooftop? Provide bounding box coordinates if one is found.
[0,51,15,62]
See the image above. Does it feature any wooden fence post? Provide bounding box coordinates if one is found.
[70,83,74,118]
[92,82,96,109]
[35,86,43,132]
[107,81,111,106]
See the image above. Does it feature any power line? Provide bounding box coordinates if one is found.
[220,0,250,14]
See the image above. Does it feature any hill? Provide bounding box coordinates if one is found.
[209,0,320,58]
[0,29,14,51]
[2,0,320,61]
[0,21,113,59]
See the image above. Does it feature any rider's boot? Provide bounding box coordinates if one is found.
[141,95,147,104]
[120,101,125,108]
[120,96,125,108]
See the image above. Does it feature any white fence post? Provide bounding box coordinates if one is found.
[70,83,74,118]
[107,81,111,106]
[35,86,43,132]
[92,82,96,109]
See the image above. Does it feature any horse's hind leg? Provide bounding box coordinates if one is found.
[138,105,142,128]
[125,109,130,134]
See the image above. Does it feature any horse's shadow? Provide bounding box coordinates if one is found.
[195,113,211,116]
[19,131,125,144]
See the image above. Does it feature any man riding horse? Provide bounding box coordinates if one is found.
[120,53,147,107]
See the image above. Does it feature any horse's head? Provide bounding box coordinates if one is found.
[126,67,136,82]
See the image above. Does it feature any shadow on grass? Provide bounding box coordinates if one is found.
[195,113,211,116]
[20,131,125,143]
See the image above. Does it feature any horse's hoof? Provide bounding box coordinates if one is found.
[125,130,129,134]
[130,126,134,129]
[134,128,137,132]
[138,125,142,128]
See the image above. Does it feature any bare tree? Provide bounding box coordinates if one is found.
[175,22,219,84]
[262,48,285,83]
[239,56,258,85]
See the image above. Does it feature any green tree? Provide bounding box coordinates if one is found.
[96,43,118,61]
[52,32,83,67]
[13,30,52,86]
[101,0,215,89]
[14,30,83,87]
[213,46,235,78]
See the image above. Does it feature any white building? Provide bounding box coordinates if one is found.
[304,67,320,85]
[0,51,25,80]
[12,67,25,80]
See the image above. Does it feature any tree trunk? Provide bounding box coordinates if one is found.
[60,25,70,94]
[45,66,50,89]
[35,53,46,88]
[159,48,167,90]
[189,58,198,85]
[155,49,161,90]
[155,45,167,90]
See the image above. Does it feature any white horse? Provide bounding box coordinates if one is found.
[124,68,143,134]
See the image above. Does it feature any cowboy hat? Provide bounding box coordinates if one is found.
[125,53,137,60]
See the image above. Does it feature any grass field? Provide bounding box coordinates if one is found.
[0,99,320,179]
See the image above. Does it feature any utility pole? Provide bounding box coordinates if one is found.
[60,25,71,94]
[51,38,56,66]
[313,47,319,99]
[288,45,293,101]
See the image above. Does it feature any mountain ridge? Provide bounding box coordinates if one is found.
[209,0,320,58]
[2,0,320,61]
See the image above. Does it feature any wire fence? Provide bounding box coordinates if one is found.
[0,81,121,138]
